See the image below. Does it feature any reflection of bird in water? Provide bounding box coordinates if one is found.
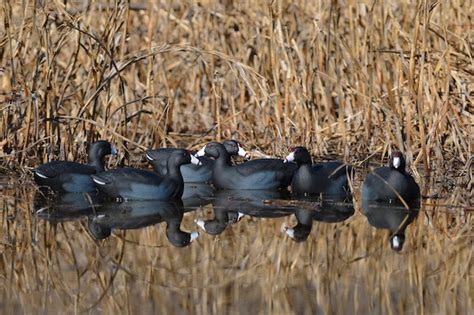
[34,191,103,222]
[284,195,355,242]
[361,199,420,251]
[181,183,215,210]
[195,208,244,235]
[87,200,199,247]
[195,189,292,235]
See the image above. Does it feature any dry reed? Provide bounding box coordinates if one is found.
[0,0,472,314]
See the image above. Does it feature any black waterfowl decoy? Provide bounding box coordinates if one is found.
[145,140,250,183]
[284,195,355,242]
[33,140,117,193]
[88,200,199,247]
[362,151,420,202]
[196,142,297,190]
[92,149,201,201]
[284,146,352,196]
[361,199,420,251]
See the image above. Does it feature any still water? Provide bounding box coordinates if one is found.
[0,177,471,314]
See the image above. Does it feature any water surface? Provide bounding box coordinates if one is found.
[0,177,471,314]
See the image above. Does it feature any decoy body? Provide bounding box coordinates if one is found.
[33,140,117,193]
[361,151,420,202]
[92,149,201,201]
[196,142,297,190]
[145,140,249,183]
[284,146,352,196]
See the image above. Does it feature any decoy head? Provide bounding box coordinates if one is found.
[223,140,251,160]
[195,142,224,159]
[169,149,202,166]
[284,146,312,165]
[390,151,406,171]
[88,140,117,161]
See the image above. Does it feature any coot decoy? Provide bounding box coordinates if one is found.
[284,146,352,196]
[145,140,249,183]
[196,142,297,190]
[91,149,201,200]
[33,140,117,193]
[361,151,420,202]
[361,199,419,251]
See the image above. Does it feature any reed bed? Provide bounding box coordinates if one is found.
[0,1,472,174]
[0,0,472,314]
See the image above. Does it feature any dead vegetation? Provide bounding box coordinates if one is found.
[0,0,472,313]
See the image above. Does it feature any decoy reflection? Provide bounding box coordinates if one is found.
[34,191,103,222]
[361,199,420,251]
[284,195,355,242]
[195,189,291,235]
[88,200,199,247]
[181,183,214,209]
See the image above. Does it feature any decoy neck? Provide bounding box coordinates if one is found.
[87,141,116,172]
[165,149,194,181]
[198,142,232,166]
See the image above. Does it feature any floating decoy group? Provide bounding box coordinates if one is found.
[33,139,421,250]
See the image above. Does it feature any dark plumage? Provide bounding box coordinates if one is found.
[196,142,297,190]
[92,149,200,201]
[362,151,420,202]
[284,146,352,196]
[145,140,249,183]
[33,140,116,193]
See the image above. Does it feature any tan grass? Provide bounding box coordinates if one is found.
[0,0,472,313]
